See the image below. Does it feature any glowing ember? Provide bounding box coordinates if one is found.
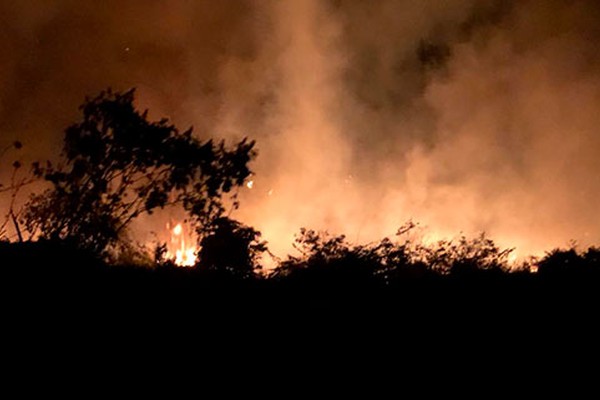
[530,265,539,274]
[166,222,198,267]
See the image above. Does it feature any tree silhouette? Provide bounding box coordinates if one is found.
[22,89,256,256]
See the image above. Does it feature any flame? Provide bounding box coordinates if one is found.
[173,223,182,236]
[175,247,196,267]
[165,222,198,267]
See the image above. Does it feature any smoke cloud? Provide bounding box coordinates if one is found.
[1,0,599,259]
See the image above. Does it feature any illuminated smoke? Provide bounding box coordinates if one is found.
[1,0,599,261]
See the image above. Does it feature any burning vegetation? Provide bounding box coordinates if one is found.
[165,221,197,267]
[0,88,598,291]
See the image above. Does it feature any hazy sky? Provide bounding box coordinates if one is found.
[1,0,599,258]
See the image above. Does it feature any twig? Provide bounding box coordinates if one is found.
[11,210,23,242]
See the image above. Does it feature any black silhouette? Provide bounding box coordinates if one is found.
[21,89,255,257]
[198,216,267,279]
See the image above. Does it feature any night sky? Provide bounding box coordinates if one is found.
[1,0,600,259]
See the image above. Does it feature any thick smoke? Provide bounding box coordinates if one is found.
[1,0,599,259]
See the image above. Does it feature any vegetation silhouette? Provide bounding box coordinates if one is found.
[537,246,600,281]
[22,89,256,258]
[0,88,598,323]
[197,216,267,279]
[272,225,511,287]
[0,140,33,242]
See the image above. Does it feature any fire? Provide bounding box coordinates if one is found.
[529,265,539,274]
[175,247,196,267]
[165,222,198,267]
[173,223,182,236]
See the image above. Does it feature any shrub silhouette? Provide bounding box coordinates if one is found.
[272,227,516,293]
[537,246,600,279]
[415,234,512,278]
[197,216,267,279]
[273,229,391,290]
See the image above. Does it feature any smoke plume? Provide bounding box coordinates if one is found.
[1,0,599,259]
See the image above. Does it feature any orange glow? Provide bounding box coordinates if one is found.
[529,265,539,274]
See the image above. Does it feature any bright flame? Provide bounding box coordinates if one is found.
[175,247,196,267]
[173,223,183,236]
[530,265,539,274]
[165,222,198,267]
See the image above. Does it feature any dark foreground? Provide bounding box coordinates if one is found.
[1,240,599,386]
[2,241,598,322]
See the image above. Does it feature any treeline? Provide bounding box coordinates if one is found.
[0,88,599,308]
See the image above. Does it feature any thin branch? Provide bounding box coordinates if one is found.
[11,211,23,242]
